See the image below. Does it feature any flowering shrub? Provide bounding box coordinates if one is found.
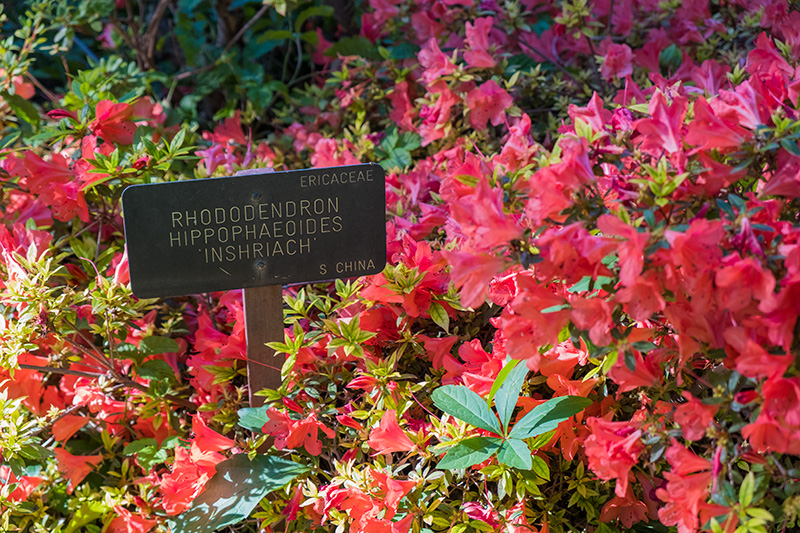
[3,0,800,532]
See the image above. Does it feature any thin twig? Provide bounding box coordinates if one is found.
[224,4,269,53]
[142,0,172,69]
[20,364,105,379]
[24,73,59,103]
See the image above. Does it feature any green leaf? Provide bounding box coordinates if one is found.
[238,407,268,432]
[740,472,755,507]
[487,359,520,408]
[259,30,293,42]
[1,91,39,130]
[432,385,502,434]
[780,138,800,157]
[493,361,528,431]
[624,350,637,372]
[528,429,556,449]
[324,36,380,59]
[136,445,170,471]
[744,507,773,521]
[541,304,570,314]
[531,455,550,480]
[631,341,658,352]
[64,501,108,533]
[169,454,308,533]
[496,438,532,469]
[429,302,449,332]
[139,336,180,355]
[294,6,334,33]
[437,437,501,469]
[123,438,158,456]
[508,396,592,440]
[567,276,592,293]
[136,360,176,384]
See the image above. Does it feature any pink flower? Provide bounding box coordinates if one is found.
[634,91,687,154]
[601,43,633,80]
[465,80,512,130]
[418,38,456,84]
[463,17,496,68]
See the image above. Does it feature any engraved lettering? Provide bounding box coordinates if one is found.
[172,212,183,228]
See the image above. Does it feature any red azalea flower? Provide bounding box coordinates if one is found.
[584,418,643,498]
[368,409,416,454]
[91,100,136,145]
[465,80,512,130]
[53,448,103,494]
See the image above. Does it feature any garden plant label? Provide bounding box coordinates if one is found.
[122,163,386,297]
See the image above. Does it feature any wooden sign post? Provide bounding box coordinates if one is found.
[122,164,386,406]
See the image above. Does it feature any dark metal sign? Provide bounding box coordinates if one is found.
[122,164,386,298]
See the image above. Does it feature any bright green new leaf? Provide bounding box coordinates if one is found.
[496,438,532,469]
[437,437,501,470]
[169,454,308,533]
[429,302,449,332]
[487,358,519,407]
[432,385,502,434]
[508,396,592,440]
[739,472,755,508]
[493,361,528,430]
[531,455,550,481]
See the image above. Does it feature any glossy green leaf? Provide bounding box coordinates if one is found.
[237,407,268,432]
[508,396,592,440]
[487,358,520,407]
[432,385,502,434]
[437,437,501,469]
[492,361,528,430]
[169,454,308,533]
[496,438,531,469]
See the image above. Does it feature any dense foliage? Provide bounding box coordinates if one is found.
[2,0,800,532]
